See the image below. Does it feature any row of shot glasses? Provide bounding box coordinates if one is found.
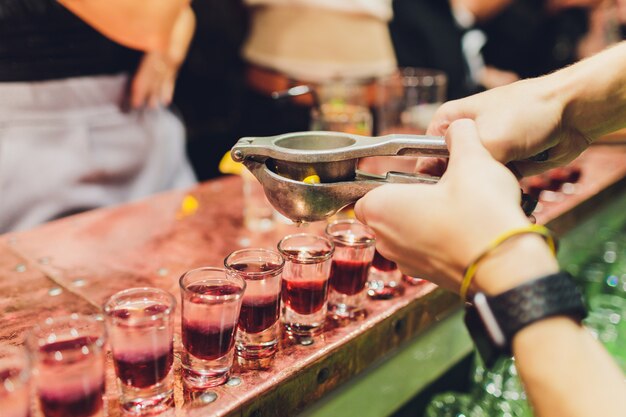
[0,219,423,416]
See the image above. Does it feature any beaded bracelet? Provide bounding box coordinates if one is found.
[460,224,556,301]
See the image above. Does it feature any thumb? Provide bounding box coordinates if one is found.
[444,119,492,172]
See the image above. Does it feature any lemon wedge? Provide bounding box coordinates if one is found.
[177,195,199,219]
[219,151,243,175]
[303,175,321,184]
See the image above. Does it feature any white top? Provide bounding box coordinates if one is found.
[245,0,393,21]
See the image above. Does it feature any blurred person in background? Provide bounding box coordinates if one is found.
[237,0,397,137]
[0,0,196,233]
[390,0,602,99]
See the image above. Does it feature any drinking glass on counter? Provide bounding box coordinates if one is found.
[104,287,176,414]
[225,248,284,366]
[310,80,373,135]
[368,249,403,299]
[278,234,335,339]
[180,267,245,388]
[27,314,106,417]
[376,67,447,135]
[325,219,376,319]
[0,344,31,417]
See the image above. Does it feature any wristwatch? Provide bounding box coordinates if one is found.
[464,271,587,368]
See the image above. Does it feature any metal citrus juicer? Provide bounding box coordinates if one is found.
[231,131,540,223]
[230,131,449,222]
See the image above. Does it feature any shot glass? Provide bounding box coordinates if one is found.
[278,234,335,338]
[0,344,31,417]
[225,248,284,365]
[104,287,176,414]
[368,249,403,299]
[325,220,376,319]
[27,314,106,417]
[180,267,245,388]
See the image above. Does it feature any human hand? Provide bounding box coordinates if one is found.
[130,51,179,109]
[129,5,194,109]
[422,77,592,177]
[355,119,534,293]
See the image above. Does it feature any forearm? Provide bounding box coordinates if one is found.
[553,41,626,140]
[58,0,188,51]
[167,6,196,66]
[514,317,626,417]
[475,237,626,417]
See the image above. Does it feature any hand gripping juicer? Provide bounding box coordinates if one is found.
[230,131,537,223]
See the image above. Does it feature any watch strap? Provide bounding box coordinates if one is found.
[489,271,587,350]
[465,271,587,367]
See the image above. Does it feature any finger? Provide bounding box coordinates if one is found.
[354,185,401,226]
[355,183,429,227]
[354,196,368,225]
[426,118,450,136]
[130,77,149,109]
[148,92,161,109]
[426,99,471,136]
[510,130,589,177]
[444,119,492,171]
[161,79,175,106]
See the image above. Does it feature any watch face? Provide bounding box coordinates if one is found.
[464,303,503,369]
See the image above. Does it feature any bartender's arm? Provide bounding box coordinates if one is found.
[356,120,626,417]
[57,0,189,51]
[130,6,196,108]
[427,41,626,176]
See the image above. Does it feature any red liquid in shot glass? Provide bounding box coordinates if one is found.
[229,262,282,333]
[110,304,174,389]
[39,385,104,417]
[329,259,371,295]
[182,284,241,360]
[372,250,397,272]
[38,337,104,417]
[113,348,173,389]
[182,323,236,360]
[282,279,329,314]
[567,166,582,183]
[238,296,280,333]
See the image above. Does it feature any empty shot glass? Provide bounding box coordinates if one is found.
[225,248,284,365]
[0,344,31,417]
[180,267,245,388]
[325,219,376,319]
[27,314,106,417]
[104,287,176,414]
[278,234,334,338]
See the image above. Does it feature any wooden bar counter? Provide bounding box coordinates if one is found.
[2,144,626,417]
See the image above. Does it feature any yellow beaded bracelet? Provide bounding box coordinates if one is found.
[459,224,557,301]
